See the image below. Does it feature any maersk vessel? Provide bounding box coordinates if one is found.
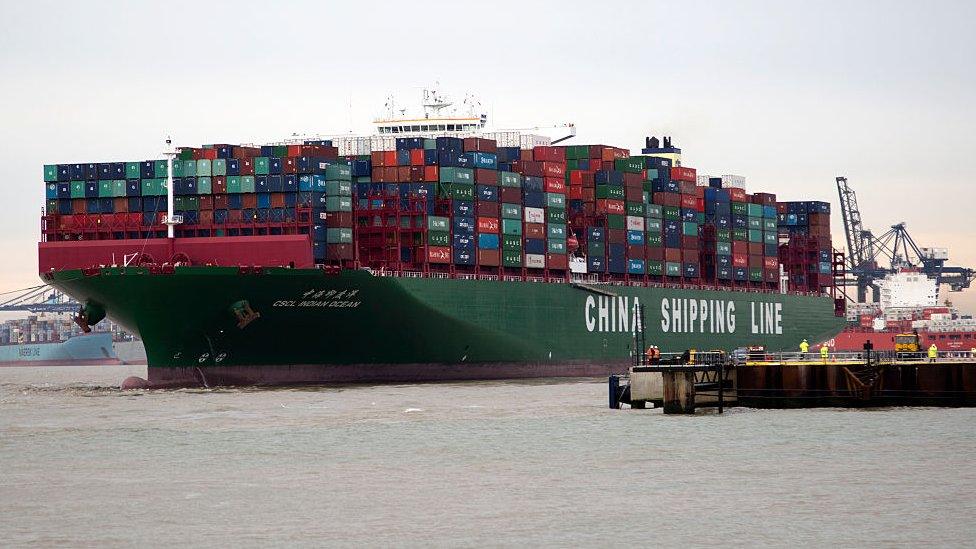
[0,332,118,367]
[37,90,847,387]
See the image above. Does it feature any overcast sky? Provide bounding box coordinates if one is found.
[1,0,974,312]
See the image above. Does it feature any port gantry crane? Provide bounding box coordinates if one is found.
[836,176,975,303]
[0,285,79,314]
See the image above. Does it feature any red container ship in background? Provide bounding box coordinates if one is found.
[827,269,976,352]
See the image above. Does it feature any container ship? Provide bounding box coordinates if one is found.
[828,269,976,352]
[36,90,846,387]
[0,332,118,367]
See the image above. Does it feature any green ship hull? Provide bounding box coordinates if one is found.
[44,267,845,387]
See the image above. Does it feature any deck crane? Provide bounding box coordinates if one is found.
[836,176,975,302]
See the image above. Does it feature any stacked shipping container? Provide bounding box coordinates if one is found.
[777,201,835,292]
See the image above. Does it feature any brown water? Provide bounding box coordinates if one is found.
[2,365,975,547]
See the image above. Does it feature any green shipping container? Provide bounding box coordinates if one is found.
[747,203,763,217]
[764,232,778,245]
[647,260,663,276]
[46,199,58,213]
[546,208,566,224]
[254,157,269,175]
[596,186,624,200]
[502,234,522,250]
[197,177,212,194]
[327,228,353,244]
[140,179,157,196]
[716,229,732,243]
[241,176,256,193]
[325,181,352,196]
[196,159,212,177]
[154,160,169,178]
[547,239,566,253]
[212,159,227,176]
[547,224,566,240]
[171,160,184,177]
[566,159,579,171]
[646,218,662,233]
[70,181,85,199]
[733,229,748,241]
[588,241,605,255]
[226,176,241,194]
[423,139,436,150]
[646,204,663,218]
[666,262,682,276]
[183,160,196,178]
[440,167,474,184]
[499,171,522,187]
[750,268,763,282]
[173,197,185,211]
[764,219,777,231]
[326,196,352,212]
[664,206,681,221]
[439,182,474,201]
[43,165,58,182]
[607,214,625,230]
[646,232,663,248]
[113,179,126,197]
[428,216,449,231]
[682,222,699,237]
[626,202,645,216]
[273,145,287,157]
[501,203,521,220]
[428,231,450,247]
[502,250,523,267]
[716,242,732,255]
[614,157,645,173]
[748,217,762,230]
[126,162,140,179]
[502,219,522,236]
[730,202,747,215]
[644,168,660,182]
[326,165,352,181]
[546,193,566,208]
[748,229,763,243]
[98,181,113,197]
[178,149,192,160]
[185,196,199,211]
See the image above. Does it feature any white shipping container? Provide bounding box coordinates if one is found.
[525,253,546,269]
[626,216,645,231]
[721,174,746,189]
[524,207,545,224]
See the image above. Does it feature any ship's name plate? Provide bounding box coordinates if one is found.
[584,296,784,335]
[273,288,362,309]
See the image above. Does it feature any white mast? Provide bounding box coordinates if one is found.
[162,137,181,238]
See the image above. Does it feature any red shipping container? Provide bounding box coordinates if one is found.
[679,180,697,195]
[680,194,697,209]
[748,242,763,255]
[695,186,705,198]
[477,217,499,234]
[671,166,696,182]
[324,211,354,227]
[126,213,141,226]
[524,223,545,239]
[71,199,85,214]
[728,188,747,202]
[282,157,297,174]
[475,168,498,185]
[287,145,302,157]
[370,151,385,167]
[777,202,789,214]
[764,257,779,269]
[681,236,699,249]
[383,151,397,167]
[532,146,566,162]
[580,171,595,186]
[624,187,643,202]
[623,172,642,187]
[681,249,698,262]
[581,188,595,202]
[607,229,627,244]
[748,255,763,268]
[396,166,410,182]
[732,241,748,255]
[213,195,229,209]
[568,171,584,186]
[542,162,565,178]
[647,247,664,261]
[695,198,705,212]
[519,149,533,162]
[113,197,128,213]
[476,202,500,217]
[198,196,214,210]
[653,192,681,208]
[424,165,439,182]
[461,137,496,153]
[271,194,285,208]
[567,186,583,200]
[596,199,625,215]
[228,210,243,223]
[239,158,255,176]
[213,176,227,194]
[409,166,424,182]
[478,249,500,267]
[199,211,214,225]
[544,177,565,193]
[499,187,521,203]
[547,253,569,270]
[327,243,354,261]
[410,149,424,166]
[627,245,645,259]
[665,248,682,262]
[427,246,451,264]
[733,254,748,268]
[242,194,258,209]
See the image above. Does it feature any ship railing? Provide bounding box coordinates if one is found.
[477,274,498,281]
[503,275,522,282]
[526,276,546,283]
